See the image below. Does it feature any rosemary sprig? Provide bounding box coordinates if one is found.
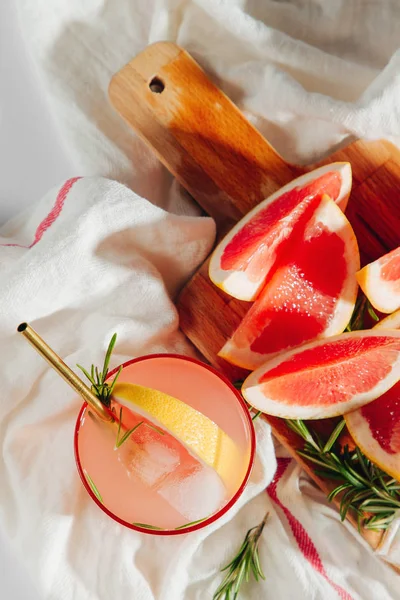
[77,333,122,408]
[345,294,379,331]
[286,419,400,531]
[213,513,268,600]
[79,335,167,451]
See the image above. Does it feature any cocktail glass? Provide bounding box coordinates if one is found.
[74,354,255,535]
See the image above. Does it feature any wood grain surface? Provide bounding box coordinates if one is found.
[109,42,400,558]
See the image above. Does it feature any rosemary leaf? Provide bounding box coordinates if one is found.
[84,472,103,503]
[252,410,262,421]
[108,365,123,395]
[327,483,352,503]
[132,522,164,530]
[314,470,348,481]
[115,421,144,449]
[323,419,346,452]
[341,461,369,488]
[297,450,337,471]
[145,422,166,436]
[76,364,93,384]
[361,497,400,509]
[349,489,374,504]
[387,483,400,491]
[345,292,381,331]
[102,333,117,381]
[175,517,207,530]
[377,472,391,495]
[116,406,123,443]
[287,419,319,450]
[360,505,397,513]
[367,304,380,322]
[364,514,396,530]
[356,447,372,481]
[340,488,357,521]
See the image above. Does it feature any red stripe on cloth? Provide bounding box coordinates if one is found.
[29,177,81,246]
[267,458,354,600]
[0,177,81,248]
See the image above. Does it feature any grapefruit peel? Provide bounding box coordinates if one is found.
[357,246,400,314]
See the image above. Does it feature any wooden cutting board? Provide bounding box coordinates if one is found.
[109,42,400,558]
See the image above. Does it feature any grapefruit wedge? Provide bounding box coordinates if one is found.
[357,246,400,314]
[241,330,400,419]
[219,194,359,370]
[374,308,400,330]
[345,381,400,482]
[209,162,352,301]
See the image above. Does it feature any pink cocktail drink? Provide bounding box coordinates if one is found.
[75,354,255,534]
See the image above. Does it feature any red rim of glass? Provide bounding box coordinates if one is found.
[74,353,256,536]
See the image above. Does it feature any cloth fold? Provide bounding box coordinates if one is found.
[3,0,400,598]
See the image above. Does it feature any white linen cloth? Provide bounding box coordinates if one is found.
[2,0,400,598]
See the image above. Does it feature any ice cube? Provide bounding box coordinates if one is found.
[157,464,227,522]
[115,419,227,523]
[118,439,180,487]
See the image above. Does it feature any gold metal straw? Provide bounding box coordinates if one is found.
[17,323,113,422]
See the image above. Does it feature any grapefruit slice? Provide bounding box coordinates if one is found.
[209,163,352,301]
[112,382,241,490]
[374,308,400,330]
[345,381,400,481]
[219,194,359,370]
[241,330,400,419]
[357,246,400,314]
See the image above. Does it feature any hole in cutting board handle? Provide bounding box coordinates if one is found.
[149,77,165,94]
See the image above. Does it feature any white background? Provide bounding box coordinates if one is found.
[0,0,73,596]
[0,0,74,223]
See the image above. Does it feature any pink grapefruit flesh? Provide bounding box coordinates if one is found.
[242,330,400,419]
[345,381,400,481]
[209,163,352,301]
[357,246,400,314]
[219,194,359,370]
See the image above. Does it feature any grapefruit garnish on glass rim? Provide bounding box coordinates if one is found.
[345,381,400,482]
[242,330,400,419]
[209,162,352,301]
[112,381,242,494]
[219,194,360,370]
[357,246,400,314]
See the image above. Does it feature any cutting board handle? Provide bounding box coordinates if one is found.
[109,42,299,227]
